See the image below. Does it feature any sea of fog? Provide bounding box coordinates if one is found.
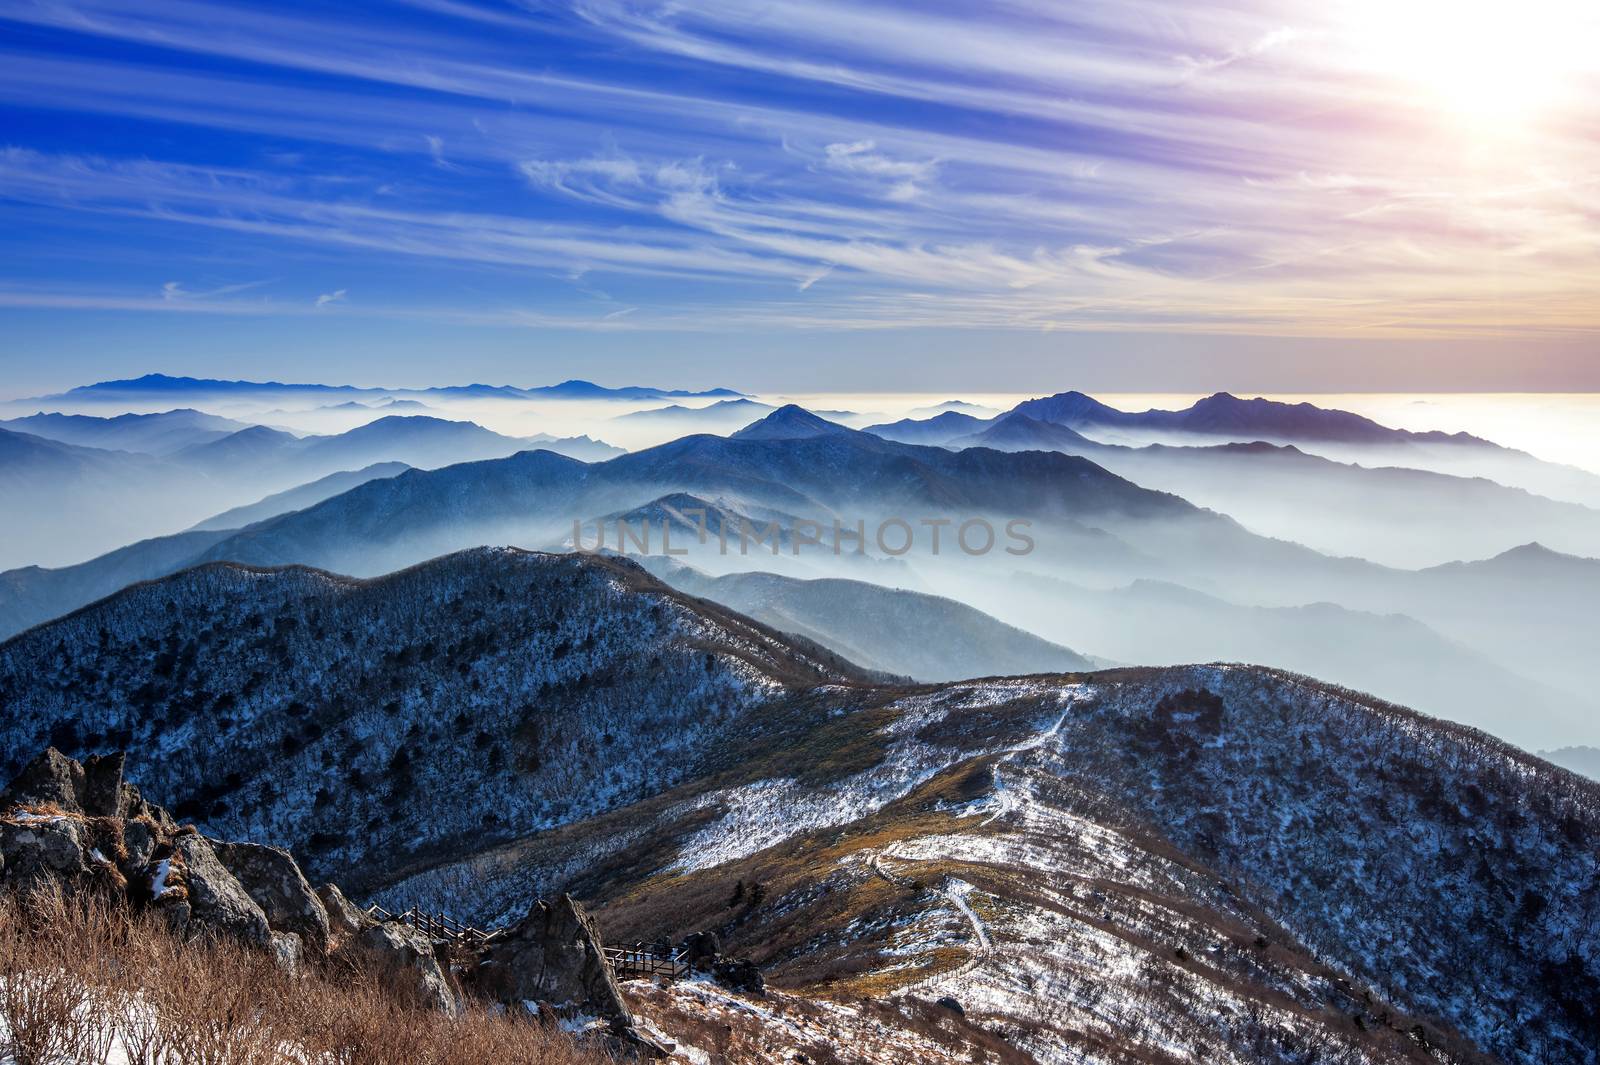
[9,385,1599,475]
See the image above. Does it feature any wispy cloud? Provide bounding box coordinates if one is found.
[162,278,273,301]
[0,0,1594,345]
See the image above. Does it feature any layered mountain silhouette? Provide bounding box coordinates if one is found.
[3,404,1595,748]
[0,427,217,571]
[0,413,623,569]
[0,408,251,454]
[190,462,412,532]
[871,390,1600,507]
[929,412,1600,567]
[27,373,741,405]
[610,398,776,432]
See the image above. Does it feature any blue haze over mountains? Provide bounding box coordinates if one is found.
[1,374,1597,754]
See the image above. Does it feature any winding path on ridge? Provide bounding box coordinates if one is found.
[866,696,1077,995]
[868,849,992,993]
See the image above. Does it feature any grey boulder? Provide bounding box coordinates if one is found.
[0,815,90,891]
[476,894,630,1028]
[354,920,462,1015]
[172,834,272,948]
[210,839,331,954]
[317,881,373,940]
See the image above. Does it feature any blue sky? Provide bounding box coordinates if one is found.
[1,0,1597,393]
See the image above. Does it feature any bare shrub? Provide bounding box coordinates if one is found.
[0,891,608,1065]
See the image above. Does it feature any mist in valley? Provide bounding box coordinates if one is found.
[3,379,1598,756]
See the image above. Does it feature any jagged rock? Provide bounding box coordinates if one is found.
[121,819,160,872]
[173,834,272,947]
[317,881,372,940]
[476,894,630,1028]
[355,920,462,1014]
[1,748,177,835]
[1,748,86,812]
[210,839,331,954]
[0,815,90,891]
[681,930,720,967]
[712,958,764,995]
[81,752,128,817]
[936,996,965,1016]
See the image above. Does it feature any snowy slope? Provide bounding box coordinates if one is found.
[1,554,1595,1063]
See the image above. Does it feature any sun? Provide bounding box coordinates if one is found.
[1341,0,1595,127]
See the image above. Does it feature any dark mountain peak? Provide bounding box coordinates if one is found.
[1008,390,1130,427]
[861,409,989,444]
[1485,541,1593,569]
[1421,541,1599,581]
[729,404,851,441]
[61,373,335,397]
[527,379,746,400]
[219,425,298,444]
[1168,393,1401,442]
[987,410,1089,436]
[924,409,985,427]
[342,414,487,437]
[954,411,1096,452]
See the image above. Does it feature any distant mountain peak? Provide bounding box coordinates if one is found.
[1484,541,1592,568]
[729,404,851,441]
[1009,390,1131,428]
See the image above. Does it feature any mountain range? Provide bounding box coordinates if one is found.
[639,555,1094,681]
[3,403,1595,748]
[870,391,1600,509]
[21,373,743,406]
[932,411,1600,567]
[0,547,1593,1064]
[0,407,253,454]
[0,412,624,569]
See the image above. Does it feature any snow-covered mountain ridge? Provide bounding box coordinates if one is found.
[0,548,870,896]
[0,549,1594,1063]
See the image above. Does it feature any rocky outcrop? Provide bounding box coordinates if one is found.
[0,814,92,892]
[0,748,670,1037]
[0,749,302,959]
[167,834,273,947]
[711,957,764,995]
[317,881,372,941]
[211,838,331,954]
[356,920,462,1015]
[675,930,763,994]
[477,894,630,1028]
[680,930,720,967]
[2,747,90,812]
[1,748,173,829]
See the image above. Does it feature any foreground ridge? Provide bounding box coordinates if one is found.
[1,550,1596,1063]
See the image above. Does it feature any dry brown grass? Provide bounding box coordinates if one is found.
[0,889,612,1065]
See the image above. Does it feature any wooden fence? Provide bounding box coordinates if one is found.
[603,944,691,981]
[368,905,503,946]
[366,907,693,983]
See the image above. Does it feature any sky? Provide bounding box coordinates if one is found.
[1,0,1597,393]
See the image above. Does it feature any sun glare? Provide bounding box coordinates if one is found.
[1344,0,1595,127]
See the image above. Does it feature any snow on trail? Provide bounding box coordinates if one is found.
[869,851,993,994]
[982,695,1075,827]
